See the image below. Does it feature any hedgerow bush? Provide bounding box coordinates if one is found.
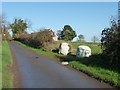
[101,20,120,71]
[17,29,54,50]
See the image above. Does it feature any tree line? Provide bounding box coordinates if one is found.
[1,15,99,43]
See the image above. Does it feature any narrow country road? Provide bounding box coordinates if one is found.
[9,41,113,88]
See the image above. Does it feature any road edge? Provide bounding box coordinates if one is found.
[8,41,22,88]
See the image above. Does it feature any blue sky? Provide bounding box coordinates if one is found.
[2,2,118,41]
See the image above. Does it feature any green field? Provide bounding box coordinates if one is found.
[16,41,120,88]
[52,41,102,54]
[71,42,102,54]
[2,41,13,88]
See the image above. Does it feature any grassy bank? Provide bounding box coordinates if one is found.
[69,61,119,87]
[2,41,13,88]
[16,41,61,59]
[16,41,120,88]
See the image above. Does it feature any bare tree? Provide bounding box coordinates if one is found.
[91,36,99,43]
[57,30,62,40]
[78,34,85,42]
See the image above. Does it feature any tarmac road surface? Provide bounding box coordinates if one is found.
[9,41,113,88]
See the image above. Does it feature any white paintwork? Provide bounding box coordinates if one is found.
[61,62,69,65]
[59,43,70,55]
[52,35,58,41]
[76,45,91,58]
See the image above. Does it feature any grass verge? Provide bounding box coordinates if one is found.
[16,41,120,88]
[16,41,62,59]
[69,61,120,87]
[2,41,13,88]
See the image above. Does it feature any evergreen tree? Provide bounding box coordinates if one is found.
[61,25,76,41]
[9,18,28,38]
